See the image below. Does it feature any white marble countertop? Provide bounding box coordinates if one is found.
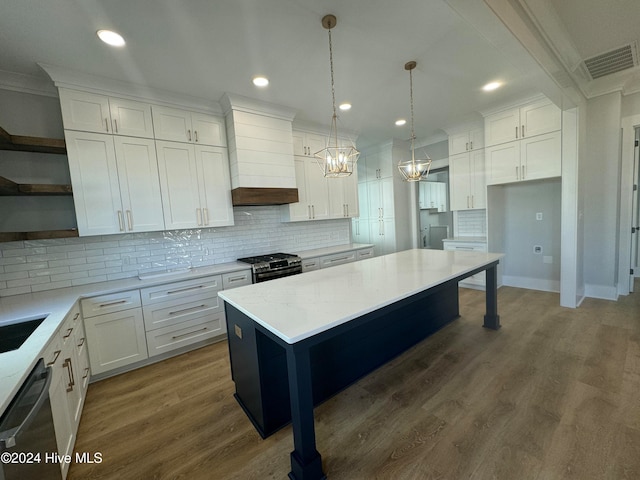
[443,237,487,243]
[293,243,374,259]
[218,249,503,345]
[0,261,250,416]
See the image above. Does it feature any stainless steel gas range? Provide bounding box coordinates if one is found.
[237,253,302,283]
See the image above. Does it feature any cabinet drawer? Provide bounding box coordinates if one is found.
[142,294,222,332]
[81,290,141,318]
[319,251,357,269]
[146,313,225,357]
[443,242,487,252]
[222,270,252,289]
[140,276,222,305]
[357,247,374,260]
[301,258,320,272]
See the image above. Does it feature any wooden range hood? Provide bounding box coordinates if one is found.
[221,94,299,207]
[231,187,298,206]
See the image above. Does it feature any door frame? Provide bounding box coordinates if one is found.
[618,114,640,295]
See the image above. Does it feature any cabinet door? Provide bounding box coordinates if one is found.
[520,99,561,138]
[351,218,370,243]
[152,105,192,143]
[380,218,396,255]
[470,149,486,209]
[486,141,519,185]
[484,108,519,147]
[469,128,484,151]
[66,131,124,235]
[449,132,470,156]
[449,153,471,210]
[84,308,148,375]
[114,136,165,233]
[343,171,359,217]
[380,177,395,219]
[191,112,226,147]
[292,131,306,156]
[286,156,311,221]
[59,89,111,133]
[306,160,329,220]
[49,353,74,476]
[108,98,154,138]
[436,182,448,212]
[156,141,202,229]
[367,181,381,218]
[305,132,329,157]
[520,131,561,181]
[195,145,234,227]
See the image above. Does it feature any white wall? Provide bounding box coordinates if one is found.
[583,92,622,299]
[488,179,562,292]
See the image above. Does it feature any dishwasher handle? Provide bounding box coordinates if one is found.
[0,360,53,449]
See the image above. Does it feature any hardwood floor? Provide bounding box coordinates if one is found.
[68,284,640,480]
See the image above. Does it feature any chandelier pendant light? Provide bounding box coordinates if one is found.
[314,14,360,178]
[398,61,432,182]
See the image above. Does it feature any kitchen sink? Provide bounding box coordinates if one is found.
[0,317,46,354]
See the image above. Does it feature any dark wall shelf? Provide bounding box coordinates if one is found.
[0,230,79,242]
[0,175,72,196]
[0,126,66,155]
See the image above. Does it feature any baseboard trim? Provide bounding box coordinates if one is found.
[502,275,560,293]
[584,284,618,301]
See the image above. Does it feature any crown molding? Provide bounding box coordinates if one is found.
[220,92,297,121]
[0,69,58,97]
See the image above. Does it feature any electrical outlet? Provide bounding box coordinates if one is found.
[543,256,553,264]
[533,245,543,254]
[536,212,543,221]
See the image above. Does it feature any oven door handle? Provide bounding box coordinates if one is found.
[255,266,302,282]
[0,362,53,449]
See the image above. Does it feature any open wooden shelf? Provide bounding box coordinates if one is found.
[0,230,79,242]
[0,126,66,155]
[0,175,72,196]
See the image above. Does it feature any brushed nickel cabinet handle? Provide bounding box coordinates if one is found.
[114,119,118,133]
[168,304,207,316]
[515,126,518,139]
[195,130,199,143]
[73,312,80,321]
[126,210,133,230]
[516,166,519,180]
[63,327,73,339]
[77,337,85,348]
[522,165,526,179]
[105,118,109,132]
[118,210,125,231]
[521,125,525,137]
[98,299,127,308]
[196,208,202,226]
[167,285,204,295]
[172,327,208,340]
[203,208,209,226]
[308,205,311,219]
[312,205,315,218]
[470,141,473,150]
[466,142,469,151]
[471,195,474,208]
[82,367,90,380]
[188,129,192,142]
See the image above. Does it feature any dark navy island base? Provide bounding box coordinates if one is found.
[225,261,500,480]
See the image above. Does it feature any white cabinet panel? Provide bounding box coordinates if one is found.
[195,145,234,227]
[108,97,154,138]
[113,136,165,232]
[484,108,520,147]
[65,131,123,236]
[520,131,562,181]
[486,141,519,185]
[59,89,111,134]
[485,98,561,147]
[448,128,484,155]
[152,106,192,143]
[283,156,329,221]
[191,112,226,147]
[84,308,147,375]
[156,141,202,229]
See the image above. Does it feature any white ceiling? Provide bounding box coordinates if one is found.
[1,0,639,147]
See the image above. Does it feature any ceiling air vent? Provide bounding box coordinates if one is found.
[583,42,638,79]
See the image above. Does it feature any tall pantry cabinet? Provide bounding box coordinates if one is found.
[352,139,413,255]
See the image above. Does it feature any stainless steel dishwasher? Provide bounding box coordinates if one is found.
[0,358,62,480]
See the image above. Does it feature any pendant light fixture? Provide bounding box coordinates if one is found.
[314,14,359,178]
[397,61,432,182]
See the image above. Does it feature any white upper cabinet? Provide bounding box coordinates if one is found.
[486,130,561,185]
[156,141,234,229]
[484,97,561,147]
[283,156,330,221]
[292,130,327,157]
[449,149,486,210]
[59,88,154,138]
[152,105,226,146]
[66,131,165,236]
[448,128,484,156]
[327,171,359,218]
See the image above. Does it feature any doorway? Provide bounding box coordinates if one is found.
[419,167,452,249]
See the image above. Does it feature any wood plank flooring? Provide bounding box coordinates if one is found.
[68,283,640,480]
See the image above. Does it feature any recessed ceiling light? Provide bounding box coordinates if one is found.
[97,29,125,47]
[339,103,352,111]
[482,81,502,92]
[252,76,269,87]
[395,119,407,126]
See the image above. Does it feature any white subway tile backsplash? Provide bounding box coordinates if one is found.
[0,206,351,297]
[456,209,487,237]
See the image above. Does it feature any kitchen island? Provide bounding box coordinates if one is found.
[218,248,503,480]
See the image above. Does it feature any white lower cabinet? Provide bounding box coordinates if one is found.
[319,250,357,269]
[301,247,374,273]
[443,240,488,288]
[82,290,147,375]
[45,303,87,479]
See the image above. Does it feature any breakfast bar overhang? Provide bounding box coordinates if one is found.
[218,249,503,480]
